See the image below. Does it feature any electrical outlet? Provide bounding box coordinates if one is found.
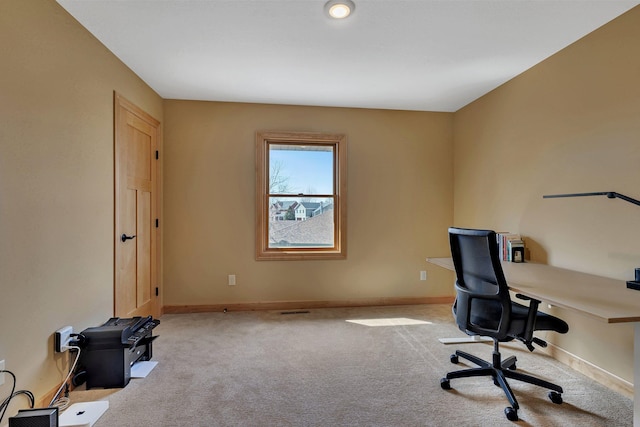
[0,359,5,386]
[228,274,236,286]
[55,326,73,352]
[420,271,427,281]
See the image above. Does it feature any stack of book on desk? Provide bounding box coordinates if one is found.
[496,232,525,262]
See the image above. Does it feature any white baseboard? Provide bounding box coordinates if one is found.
[544,342,633,398]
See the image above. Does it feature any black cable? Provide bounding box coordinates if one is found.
[1,350,80,420]
[0,369,17,423]
[1,390,35,411]
[0,370,37,423]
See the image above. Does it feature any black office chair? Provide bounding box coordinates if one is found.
[440,227,569,422]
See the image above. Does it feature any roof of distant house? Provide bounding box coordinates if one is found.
[269,212,333,245]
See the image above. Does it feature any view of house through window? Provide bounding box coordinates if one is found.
[269,144,334,247]
[256,132,347,260]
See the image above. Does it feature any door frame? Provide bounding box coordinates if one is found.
[114,92,162,318]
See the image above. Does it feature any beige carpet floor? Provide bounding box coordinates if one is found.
[69,304,632,426]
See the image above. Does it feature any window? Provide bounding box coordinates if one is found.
[256,131,347,260]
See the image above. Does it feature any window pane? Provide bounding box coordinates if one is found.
[269,144,334,195]
[268,196,334,248]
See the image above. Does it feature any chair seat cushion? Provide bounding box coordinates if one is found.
[453,299,569,340]
[510,302,569,335]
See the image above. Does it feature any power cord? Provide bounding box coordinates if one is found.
[1,342,83,422]
[0,370,35,424]
[49,346,81,410]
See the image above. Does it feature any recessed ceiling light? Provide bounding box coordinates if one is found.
[325,0,355,19]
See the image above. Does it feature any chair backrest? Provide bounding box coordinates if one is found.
[449,227,513,339]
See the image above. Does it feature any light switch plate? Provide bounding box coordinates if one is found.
[0,359,5,385]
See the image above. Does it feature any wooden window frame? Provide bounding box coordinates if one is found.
[256,131,347,261]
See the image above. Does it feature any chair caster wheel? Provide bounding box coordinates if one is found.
[504,406,518,421]
[549,391,563,404]
[440,378,451,390]
[450,354,459,364]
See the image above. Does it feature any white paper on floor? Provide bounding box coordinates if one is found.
[130,360,158,378]
[346,318,432,327]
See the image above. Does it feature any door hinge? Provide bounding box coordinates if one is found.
[155,218,159,228]
[155,150,159,160]
[155,287,159,297]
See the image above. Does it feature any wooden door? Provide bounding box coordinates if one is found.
[114,93,160,319]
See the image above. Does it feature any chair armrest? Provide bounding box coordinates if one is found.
[515,293,539,302]
[517,294,541,351]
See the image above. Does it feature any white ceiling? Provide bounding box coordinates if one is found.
[57,0,639,112]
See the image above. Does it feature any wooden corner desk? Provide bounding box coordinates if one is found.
[427,257,640,425]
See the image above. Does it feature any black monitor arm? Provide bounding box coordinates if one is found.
[543,191,640,290]
[543,191,640,207]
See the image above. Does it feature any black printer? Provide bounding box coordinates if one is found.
[76,316,159,388]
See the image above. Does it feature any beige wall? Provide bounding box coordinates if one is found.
[453,6,640,383]
[0,0,163,412]
[163,101,454,307]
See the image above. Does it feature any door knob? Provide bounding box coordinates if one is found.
[121,234,136,242]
